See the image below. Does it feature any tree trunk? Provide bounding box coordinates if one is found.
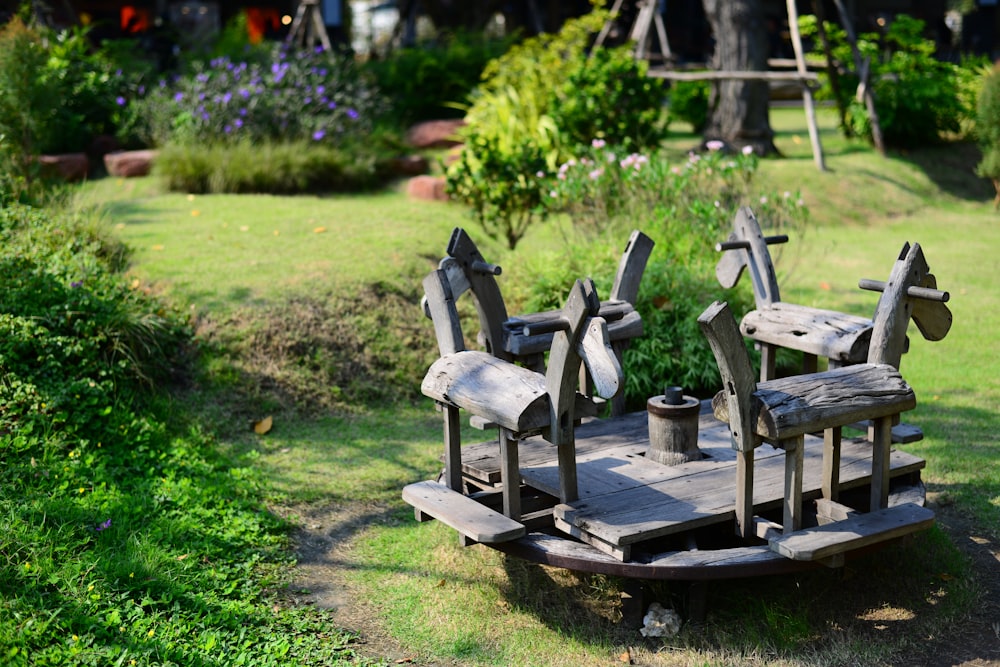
[702,0,777,155]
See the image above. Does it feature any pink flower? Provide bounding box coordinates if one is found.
[592,138,606,149]
[706,140,725,151]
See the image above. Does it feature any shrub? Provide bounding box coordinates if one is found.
[667,79,710,133]
[512,142,807,406]
[800,14,970,147]
[447,6,667,249]
[0,202,189,442]
[366,30,517,125]
[154,138,395,194]
[975,64,1000,202]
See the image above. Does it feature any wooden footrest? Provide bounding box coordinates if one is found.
[769,502,934,561]
[402,480,526,544]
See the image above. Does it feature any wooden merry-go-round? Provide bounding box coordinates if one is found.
[402,212,952,617]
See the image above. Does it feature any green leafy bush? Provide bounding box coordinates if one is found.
[667,79,710,133]
[366,30,517,125]
[800,14,970,147]
[512,142,807,406]
[155,136,398,194]
[975,64,1000,201]
[446,6,667,249]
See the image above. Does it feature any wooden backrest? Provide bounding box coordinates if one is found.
[610,230,656,304]
[715,207,782,309]
[867,242,952,368]
[697,301,760,452]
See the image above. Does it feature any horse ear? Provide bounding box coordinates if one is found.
[578,317,622,400]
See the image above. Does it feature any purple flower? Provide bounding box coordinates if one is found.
[95,519,111,532]
[327,101,337,110]
[115,96,126,106]
[234,119,243,128]
[313,129,326,141]
[346,108,358,120]
[70,281,83,289]
[174,92,184,102]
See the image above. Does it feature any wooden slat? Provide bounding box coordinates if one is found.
[769,503,934,561]
[740,302,872,363]
[610,230,655,304]
[403,480,526,543]
[553,438,925,547]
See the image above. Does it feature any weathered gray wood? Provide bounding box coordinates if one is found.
[422,269,466,357]
[646,394,701,466]
[735,448,754,538]
[443,404,463,491]
[698,301,759,453]
[578,317,622,401]
[648,70,819,83]
[868,242,925,368]
[782,435,805,533]
[421,351,549,433]
[871,415,892,510]
[739,303,872,363]
[769,503,933,561]
[822,426,842,500]
[610,230,656,304]
[815,498,858,524]
[735,207,781,309]
[402,480,526,543]
[711,363,916,441]
[552,432,925,547]
[546,279,595,504]
[446,228,511,360]
[499,429,521,520]
[504,305,643,357]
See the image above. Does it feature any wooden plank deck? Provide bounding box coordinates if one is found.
[455,405,925,554]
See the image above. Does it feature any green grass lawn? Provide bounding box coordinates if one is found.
[81,105,1000,666]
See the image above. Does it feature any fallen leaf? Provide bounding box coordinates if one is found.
[394,658,414,664]
[313,226,327,234]
[938,572,954,581]
[254,416,273,435]
[819,281,831,290]
[151,244,164,251]
[239,225,249,232]
[191,210,200,216]
[177,554,189,561]
[273,230,280,236]
[434,578,446,587]
[186,194,196,201]
[619,648,633,663]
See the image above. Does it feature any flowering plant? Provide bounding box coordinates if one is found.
[139,45,386,147]
[543,139,805,239]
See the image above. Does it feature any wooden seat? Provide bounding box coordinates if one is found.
[424,227,654,415]
[420,266,623,530]
[716,207,874,380]
[699,242,951,541]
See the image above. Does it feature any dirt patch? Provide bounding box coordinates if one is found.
[282,498,1000,666]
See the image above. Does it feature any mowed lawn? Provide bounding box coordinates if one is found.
[83,105,1000,666]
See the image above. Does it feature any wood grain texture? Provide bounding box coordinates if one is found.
[402,481,526,543]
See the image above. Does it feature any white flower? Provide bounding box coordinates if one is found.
[760,196,768,204]
[742,145,754,156]
[536,170,546,178]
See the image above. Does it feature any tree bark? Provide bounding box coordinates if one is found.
[702,0,777,155]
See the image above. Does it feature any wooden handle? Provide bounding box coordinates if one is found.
[715,235,789,252]
[522,317,570,337]
[858,279,950,302]
[470,260,501,276]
